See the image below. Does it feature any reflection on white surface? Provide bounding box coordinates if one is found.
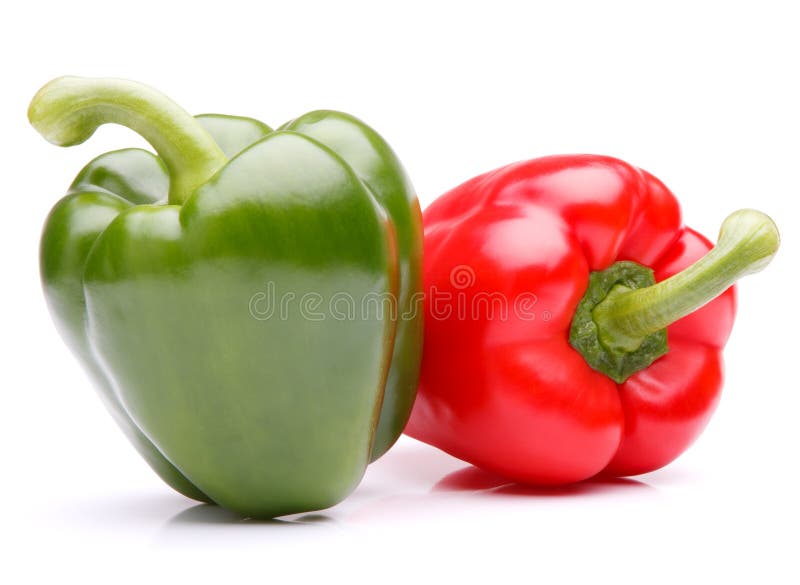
[28,433,794,582]
[53,436,663,535]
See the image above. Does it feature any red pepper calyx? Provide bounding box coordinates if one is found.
[570,209,779,383]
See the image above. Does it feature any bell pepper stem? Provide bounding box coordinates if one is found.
[28,76,227,205]
[592,209,780,353]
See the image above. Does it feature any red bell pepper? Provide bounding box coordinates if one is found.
[406,155,779,484]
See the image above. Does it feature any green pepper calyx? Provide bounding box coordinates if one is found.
[28,76,228,205]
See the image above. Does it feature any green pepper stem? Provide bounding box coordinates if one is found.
[28,76,227,205]
[592,209,780,352]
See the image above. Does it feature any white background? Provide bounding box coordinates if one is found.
[2,1,798,582]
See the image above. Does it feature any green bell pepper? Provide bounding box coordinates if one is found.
[30,76,423,518]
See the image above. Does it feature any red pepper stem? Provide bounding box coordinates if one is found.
[592,209,780,353]
[28,76,228,205]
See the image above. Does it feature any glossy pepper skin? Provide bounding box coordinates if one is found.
[406,155,778,484]
[31,77,423,517]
